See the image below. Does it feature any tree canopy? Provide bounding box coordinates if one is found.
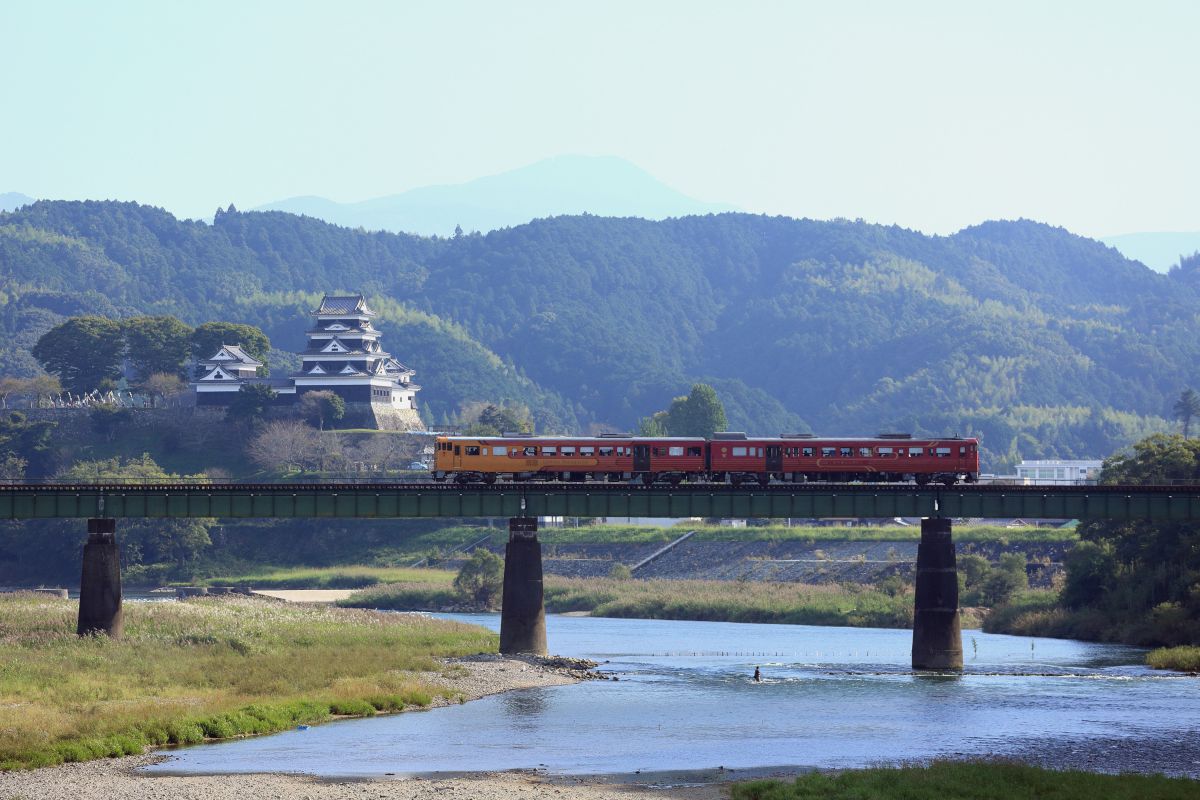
[31,316,124,394]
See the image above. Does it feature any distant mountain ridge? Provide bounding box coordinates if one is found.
[254,155,736,235]
[0,200,1187,469]
[1100,231,1200,273]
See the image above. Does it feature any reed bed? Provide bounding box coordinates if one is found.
[731,762,1199,799]
[345,574,916,629]
[199,565,454,589]
[1146,646,1200,672]
[0,592,494,770]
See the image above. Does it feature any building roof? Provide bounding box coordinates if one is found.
[315,294,375,316]
[199,344,263,367]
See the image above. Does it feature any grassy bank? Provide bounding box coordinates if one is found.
[731,762,1198,799]
[0,592,494,771]
[197,565,454,590]
[1146,646,1200,672]
[339,573,973,629]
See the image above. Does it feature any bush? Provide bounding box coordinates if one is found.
[453,549,504,608]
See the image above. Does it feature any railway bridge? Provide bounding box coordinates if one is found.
[4,481,1198,670]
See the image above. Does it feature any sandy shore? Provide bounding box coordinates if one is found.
[0,654,724,800]
[251,589,358,603]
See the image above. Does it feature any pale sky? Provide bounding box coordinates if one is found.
[1,0,1197,237]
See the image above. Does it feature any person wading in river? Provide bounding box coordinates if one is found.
[753,666,761,682]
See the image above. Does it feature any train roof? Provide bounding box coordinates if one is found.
[436,434,975,442]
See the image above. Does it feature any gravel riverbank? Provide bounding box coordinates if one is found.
[0,654,718,800]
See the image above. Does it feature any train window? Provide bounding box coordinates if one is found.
[688,446,702,457]
[580,446,595,456]
[936,448,951,457]
[877,447,893,455]
[732,447,747,457]
[960,446,966,455]
[859,447,871,457]
[523,446,537,456]
[493,446,507,456]
[669,446,684,456]
[542,446,557,456]
[562,446,576,456]
[821,447,835,457]
[465,446,480,456]
[599,446,614,456]
[803,447,813,457]
[840,447,852,457]
[910,448,923,456]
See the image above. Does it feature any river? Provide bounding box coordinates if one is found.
[147,614,1200,778]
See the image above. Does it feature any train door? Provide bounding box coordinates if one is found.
[452,443,462,469]
[633,444,651,473]
[765,445,782,473]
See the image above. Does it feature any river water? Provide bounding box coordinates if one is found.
[148,614,1200,778]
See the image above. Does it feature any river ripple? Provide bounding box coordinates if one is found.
[146,614,1200,778]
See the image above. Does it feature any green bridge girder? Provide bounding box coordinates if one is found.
[1,482,1199,521]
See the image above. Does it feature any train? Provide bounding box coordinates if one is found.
[432,432,980,486]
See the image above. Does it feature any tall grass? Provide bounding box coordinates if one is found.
[0,592,494,771]
[199,565,454,589]
[1146,646,1200,672]
[731,762,1199,799]
[344,574,920,629]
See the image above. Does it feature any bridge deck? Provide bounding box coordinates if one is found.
[0,482,1197,520]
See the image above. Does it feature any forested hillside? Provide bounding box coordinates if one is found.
[1,200,1192,470]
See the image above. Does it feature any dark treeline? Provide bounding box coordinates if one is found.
[2,201,1197,467]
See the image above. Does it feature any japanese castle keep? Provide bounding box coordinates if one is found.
[193,295,423,430]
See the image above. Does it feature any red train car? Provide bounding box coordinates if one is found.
[708,433,978,485]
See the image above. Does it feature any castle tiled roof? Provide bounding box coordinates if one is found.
[315,295,375,316]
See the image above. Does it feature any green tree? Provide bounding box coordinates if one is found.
[636,413,668,437]
[664,384,728,437]
[1174,388,1200,439]
[31,316,124,394]
[461,402,532,436]
[123,315,192,379]
[190,322,271,366]
[453,548,504,608]
[298,390,345,430]
[0,412,56,478]
[226,383,277,424]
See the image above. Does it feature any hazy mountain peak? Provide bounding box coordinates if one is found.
[1100,231,1200,273]
[254,155,737,235]
[0,192,35,213]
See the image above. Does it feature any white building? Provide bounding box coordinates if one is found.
[1015,459,1102,484]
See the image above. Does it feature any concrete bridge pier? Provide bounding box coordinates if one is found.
[499,516,547,655]
[77,518,123,637]
[911,516,962,670]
